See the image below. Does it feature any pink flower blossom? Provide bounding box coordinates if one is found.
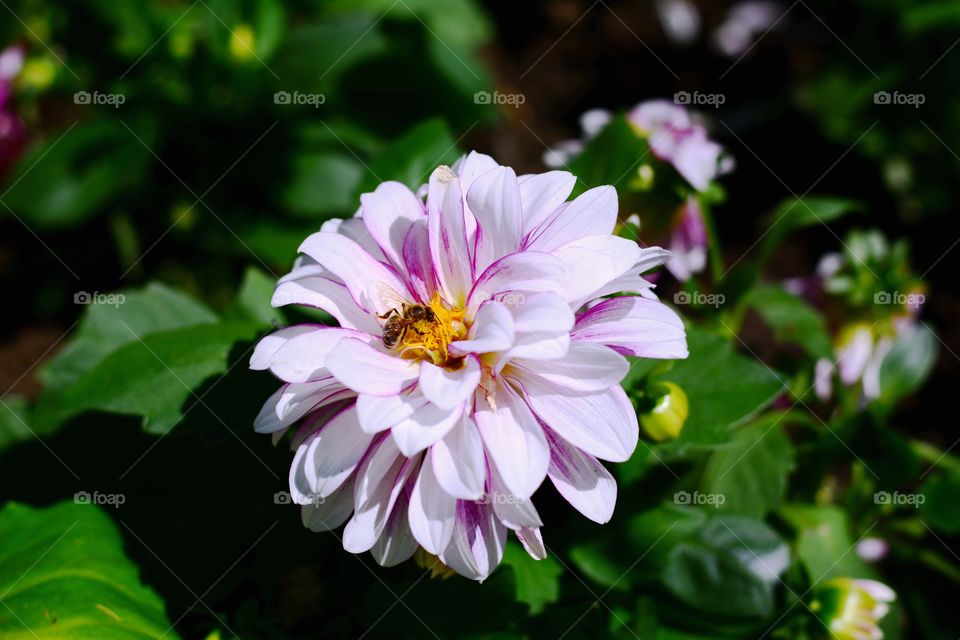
[252,152,688,580]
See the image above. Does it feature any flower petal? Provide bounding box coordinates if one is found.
[402,219,436,303]
[370,483,419,567]
[514,373,639,462]
[550,235,642,304]
[524,185,617,252]
[360,181,424,268]
[441,500,506,582]
[326,338,420,396]
[475,383,549,500]
[488,465,543,530]
[513,341,629,392]
[431,415,486,500]
[250,326,318,371]
[467,251,566,314]
[298,231,410,316]
[391,402,464,456]
[572,296,688,359]
[356,391,429,434]
[428,166,473,306]
[272,276,381,334]
[449,301,514,356]
[519,170,576,237]
[301,475,356,532]
[419,355,481,410]
[516,527,547,560]
[269,328,374,383]
[408,454,457,555]
[468,165,523,273]
[304,406,375,498]
[498,292,574,365]
[546,429,617,524]
[343,437,417,553]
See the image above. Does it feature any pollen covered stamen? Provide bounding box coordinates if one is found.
[396,294,467,367]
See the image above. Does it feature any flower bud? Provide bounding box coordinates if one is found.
[639,381,688,442]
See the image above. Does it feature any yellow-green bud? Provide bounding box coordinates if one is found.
[640,381,688,442]
[229,24,256,61]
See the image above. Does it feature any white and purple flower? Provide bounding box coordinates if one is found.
[0,44,26,179]
[252,152,688,580]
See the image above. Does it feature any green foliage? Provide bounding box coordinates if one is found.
[0,501,180,639]
[746,284,833,359]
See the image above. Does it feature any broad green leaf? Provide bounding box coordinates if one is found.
[281,152,364,219]
[746,284,832,358]
[3,121,150,229]
[778,505,868,582]
[654,326,784,454]
[37,323,256,435]
[355,119,459,195]
[700,417,795,516]
[502,541,563,615]
[39,283,218,394]
[879,324,938,404]
[756,196,862,266]
[0,395,35,452]
[0,501,180,639]
[662,516,789,619]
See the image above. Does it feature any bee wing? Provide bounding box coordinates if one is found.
[375,283,409,316]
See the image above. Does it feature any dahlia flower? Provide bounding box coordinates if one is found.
[814,578,895,640]
[251,151,688,580]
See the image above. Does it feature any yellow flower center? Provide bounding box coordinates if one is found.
[396,294,468,367]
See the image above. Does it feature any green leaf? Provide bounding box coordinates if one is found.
[355,119,459,195]
[567,116,648,195]
[39,283,218,394]
[757,197,862,264]
[0,395,36,452]
[0,501,180,639]
[700,416,796,516]
[281,152,364,219]
[502,541,563,615]
[37,323,255,435]
[746,284,832,358]
[227,266,283,328]
[2,121,150,230]
[661,516,789,619]
[879,324,938,404]
[779,505,868,581]
[654,326,784,454]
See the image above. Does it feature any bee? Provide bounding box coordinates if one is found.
[376,282,438,349]
[379,304,436,349]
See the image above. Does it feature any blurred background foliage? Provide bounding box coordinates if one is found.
[0,0,958,639]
